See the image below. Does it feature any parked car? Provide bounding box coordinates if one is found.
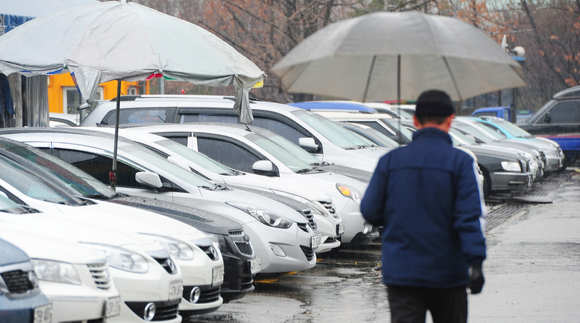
[79,95,390,173]
[362,102,415,119]
[49,113,79,127]
[337,122,400,150]
[0,136,257,304]
[1,222,121,323]
[468,116,565,172]
[0,140,224,317]
[122,123,377,246]
[0,128,318,274]
[452,117,545,178]
[87,127,343,254]
[0,195,184,323]
[0,235,51,323]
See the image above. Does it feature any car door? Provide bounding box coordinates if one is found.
[534,100,580,135]
[49,146,177,202]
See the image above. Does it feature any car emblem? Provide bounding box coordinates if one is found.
[210,247,219,260]
[167,259,177,274]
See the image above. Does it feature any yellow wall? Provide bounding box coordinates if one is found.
[48,73,147,113]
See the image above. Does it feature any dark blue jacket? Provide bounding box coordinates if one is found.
[361,127,486,288]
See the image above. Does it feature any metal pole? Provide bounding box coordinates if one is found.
[111,80,121,191]
[397,54,401,142]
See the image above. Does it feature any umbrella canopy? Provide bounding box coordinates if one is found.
[0,0,265,123]
[272,11,526,102]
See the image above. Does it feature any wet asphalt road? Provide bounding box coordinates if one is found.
[188,171,580,323]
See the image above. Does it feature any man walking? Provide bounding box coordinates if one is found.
[360,90,486,323]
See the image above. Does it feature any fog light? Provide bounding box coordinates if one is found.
[189,286,201,303]
[362,222,373,235]
[269,243,286,257]
[144,302,156,321]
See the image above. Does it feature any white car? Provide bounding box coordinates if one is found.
[0,129,318,274]
[79,95,390,173]
[0,200,183,323]
[0,145,224,317]
[89,127,344,254]
[122,123,378,246]
[0,221,121,323]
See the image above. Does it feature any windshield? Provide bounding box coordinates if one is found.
[0,193,30,214]
[292,110,375,149]
[381,119,415,142]
[120,144,216,188]
[156,139,236,175]
[2,144,116,198]
[475,122,508,139]
[487,119,533,138]
[0,155,83,205]
[348,124,400,148]
[246,132,315,172]
[453,121,495,142]
[449,128,477,145]
[260,131,322,165]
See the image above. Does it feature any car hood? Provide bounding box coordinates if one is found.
[200,188,311,223]
[462,144,522,160]
[107,195,242,236]
[0,212,158,248]
[318,164,372,183]
[0,224,108,265]
[0,237,30,265]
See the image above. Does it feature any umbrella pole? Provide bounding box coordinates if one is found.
[111,80,121,191]
[397,54,401,142]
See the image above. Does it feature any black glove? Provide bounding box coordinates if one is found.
[468,262,484,294]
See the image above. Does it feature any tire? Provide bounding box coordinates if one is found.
[481,167,491,199]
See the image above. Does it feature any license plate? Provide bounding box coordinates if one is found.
[212,267,224,287]
[250,257,261,275]
[169,281,183,301]
[33,303,52,323]
[104,296,121,318]
[310,234,322,250]
[337,222,345,235]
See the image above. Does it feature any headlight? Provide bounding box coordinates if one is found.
[140,234,194,261]
[336,184,362,204]
[501,161,522,172]
[31,259,81,285]
[226,202,293,229]
[82,244,149,273]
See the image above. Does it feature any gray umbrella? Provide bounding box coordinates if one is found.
[272,11,526,103]
[0,0,265,189]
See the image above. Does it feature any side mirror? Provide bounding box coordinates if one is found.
[135,171,163,189]
[298,137,319,153]
[544,113,551,123]
[252,160,278,177]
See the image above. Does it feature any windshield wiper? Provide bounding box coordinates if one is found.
[214,184,229,190]
[200,185,218,191]
[83,193,111,200]
[296,168,313,173]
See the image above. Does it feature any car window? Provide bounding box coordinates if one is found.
[55,149,143,188]
[180,113,239,123]
[252,117,310,145]
[164,136,188,146]
[541,101,580,124]
[292,110,372,149]
[155,139,236,175]
[246,132,315,172]
[197,137,262,173]
[0,155,81,205]
[101,108,171,125]
[488,119,533,138]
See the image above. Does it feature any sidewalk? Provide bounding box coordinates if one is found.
[469,171,580,322]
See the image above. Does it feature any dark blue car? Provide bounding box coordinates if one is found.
[0,236,52,323]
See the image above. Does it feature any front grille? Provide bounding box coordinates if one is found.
[87,263,112,290]
[152,257,178,275]
[234,242,253,256]
[300,246,315,261]
[301,209,317,231]
[229,230,244,236]
[125,299,180,321]
[183,285,221,304]
[297,223,309,233]
[1,270,34,294]
[199,246,218,261]
[319,200,336,216]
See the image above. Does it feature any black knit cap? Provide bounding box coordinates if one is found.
[415,90,455,116]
